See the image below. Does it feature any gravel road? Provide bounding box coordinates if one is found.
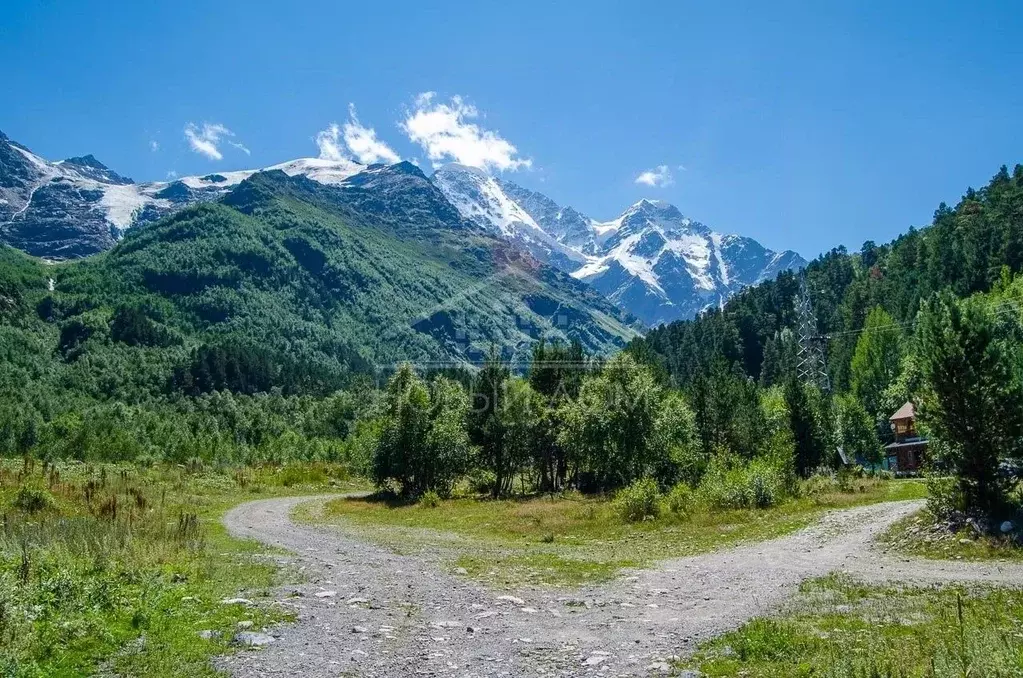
[216,496,1023,677]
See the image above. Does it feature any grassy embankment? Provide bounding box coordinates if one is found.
[309,477,926,588]
[882,509,1023,563]
[0,459,365,677]
[681,574,1023,677]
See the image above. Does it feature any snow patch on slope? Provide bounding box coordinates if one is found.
[433,164,543,237]
[7,144,169,231]
[99,184,168,231]
[178,170,255,190]
[269,157,366,186]
[432,164,587,271]
[173,158,365,191]
[10,144,55,174]
[573,232,667,296]
[709,232,730,286]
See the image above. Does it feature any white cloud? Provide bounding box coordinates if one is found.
[149,140,159,152]
[184,122,244,161]
[400,92,531,172]
[166,170,178,179]
[229,141,251,156]
[343,104,400,164]
[316,106,402,165]
[315,123,344,161]
[635,165,674,187]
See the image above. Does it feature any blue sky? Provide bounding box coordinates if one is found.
[3,1,1022,258]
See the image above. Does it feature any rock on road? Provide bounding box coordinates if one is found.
[216,495,1023,677]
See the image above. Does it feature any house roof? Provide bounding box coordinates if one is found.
[889,401,916,421]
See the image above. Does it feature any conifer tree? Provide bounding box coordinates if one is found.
[916,292,1023,519]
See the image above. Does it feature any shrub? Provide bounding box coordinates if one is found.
[664,444,710,489]
[466,468,497,497]
[13,486,53,514]
[698,456,749,509]
[183,457,205,475]
[698,454,789,510]
[748,458,785,508]
[926,475,966,523]
[274,464,329,487]
[375,478,402,498]
[134,453,160,469]
[613,478,661,523]
[801,469,839,498]
[664,482,694,517]
[419,490,441,509]
[836,465,862,492]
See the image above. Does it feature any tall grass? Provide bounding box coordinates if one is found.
[0,458,355,676]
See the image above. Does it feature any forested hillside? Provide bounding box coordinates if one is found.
[0,165,637,463]
[631,164,1023,395]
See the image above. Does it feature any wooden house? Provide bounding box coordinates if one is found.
[884,401,928,472]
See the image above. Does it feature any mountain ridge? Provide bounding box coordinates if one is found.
[23,161,638,375]
[0,130,804,325]
[0,131,369,258]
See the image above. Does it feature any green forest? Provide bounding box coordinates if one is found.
[0,167,634,465]
[627,164,1023,522]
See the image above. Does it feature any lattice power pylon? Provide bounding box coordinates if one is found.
[795,275,831,393]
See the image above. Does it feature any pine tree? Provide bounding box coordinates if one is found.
[916,292,1023,519]
[689,361,767,459]
[784,377,828,476]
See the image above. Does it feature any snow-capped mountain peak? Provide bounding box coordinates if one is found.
[431,163,806,326]
[0,130,368,258]
[613,199,709,237]
[433,163,542,238]
[432,164,587,271]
